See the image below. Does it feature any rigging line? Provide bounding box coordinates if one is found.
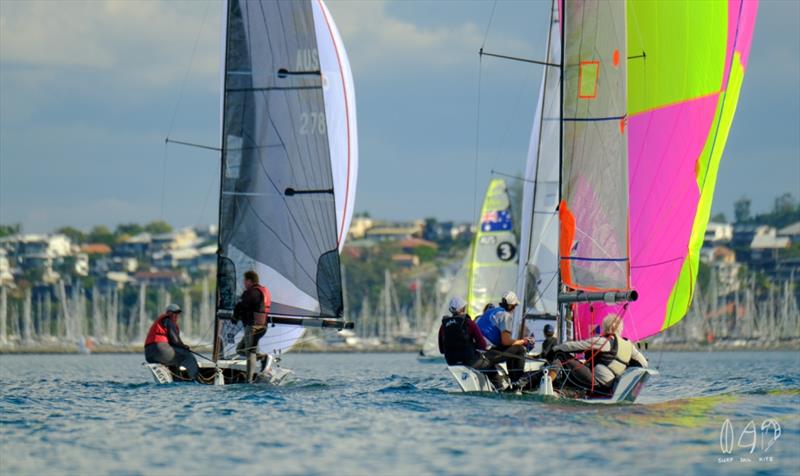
[479,50,561,68]
[164,1,211,140]
[473,55,483,227]
[165,138,222,152]
[526,270,560,310]
[480,0,499,49]
[159,142,169,220]
[470,0,498,224]
[491,169,537,185]
[161,1,212,220]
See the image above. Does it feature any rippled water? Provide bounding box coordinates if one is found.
[1,351,798,475]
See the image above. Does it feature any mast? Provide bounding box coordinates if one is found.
[415,278,422,334]
[557,0,565,343]
[0,286,6,343]
[22,287,32,345]
[212,0,231,362]
[384,269,391,342]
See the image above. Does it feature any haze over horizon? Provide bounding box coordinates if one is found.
[1,0,798,234]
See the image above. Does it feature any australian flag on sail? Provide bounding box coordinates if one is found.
[481,209,513,232]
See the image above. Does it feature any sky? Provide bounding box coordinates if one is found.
[0,0,798,234]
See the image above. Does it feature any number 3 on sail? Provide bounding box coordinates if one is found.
[449,0,758,403]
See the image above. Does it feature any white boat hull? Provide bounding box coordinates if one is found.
[447,359,547,393]
[447,362,657,404]
[144,354,293,386]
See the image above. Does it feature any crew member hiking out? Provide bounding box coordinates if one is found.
[550,314,648,393]
[144,304,198,380]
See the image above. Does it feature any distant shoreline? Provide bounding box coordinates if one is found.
[1,342,797,355]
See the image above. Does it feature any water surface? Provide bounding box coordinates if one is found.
[1,351,798,475]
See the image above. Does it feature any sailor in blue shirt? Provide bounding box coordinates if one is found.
[476,291,533,387]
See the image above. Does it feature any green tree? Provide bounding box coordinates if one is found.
[410,246,437,262]
[88,225,115,245]
[734,196,751,223]
[751,193,800,229]
[773,193,796,215]
[710,212,727,223]
[422,218,439,241]
[0,223,21,237]
[697,261,710,293]
[144,220,172,234]
[56,226,86,244]
[115,223,144,237]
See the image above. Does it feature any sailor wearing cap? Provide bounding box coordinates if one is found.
[475,291,533,385]
[144,303,198,380]
[437,297,487,366]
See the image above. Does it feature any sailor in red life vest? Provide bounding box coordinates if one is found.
[144,303,198,380]
[233,270,271,357]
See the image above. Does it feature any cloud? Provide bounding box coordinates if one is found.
[326,0,529,76]
[0,0,220,88]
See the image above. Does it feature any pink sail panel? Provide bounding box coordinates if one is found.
[573,0,758,341]
[574,89,720,340]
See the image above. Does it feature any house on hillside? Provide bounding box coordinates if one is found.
[750,227,791,277]
[134,270,190,287]
[778,221,800,243]
[391,253,419,269]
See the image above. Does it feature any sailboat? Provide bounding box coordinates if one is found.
[449,0,757,402]
[418,179,519,361]
[147,0,357,385]
[467,179,519,317]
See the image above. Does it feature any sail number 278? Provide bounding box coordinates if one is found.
[300,112,326,135]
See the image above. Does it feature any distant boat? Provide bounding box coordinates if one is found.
[77,336,93,355]
[147,0,357,385]
[466,179,519,318]
[448,0,758,402]
[418,179,519,361]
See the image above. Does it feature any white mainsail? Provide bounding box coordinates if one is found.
[514,1,561,341]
